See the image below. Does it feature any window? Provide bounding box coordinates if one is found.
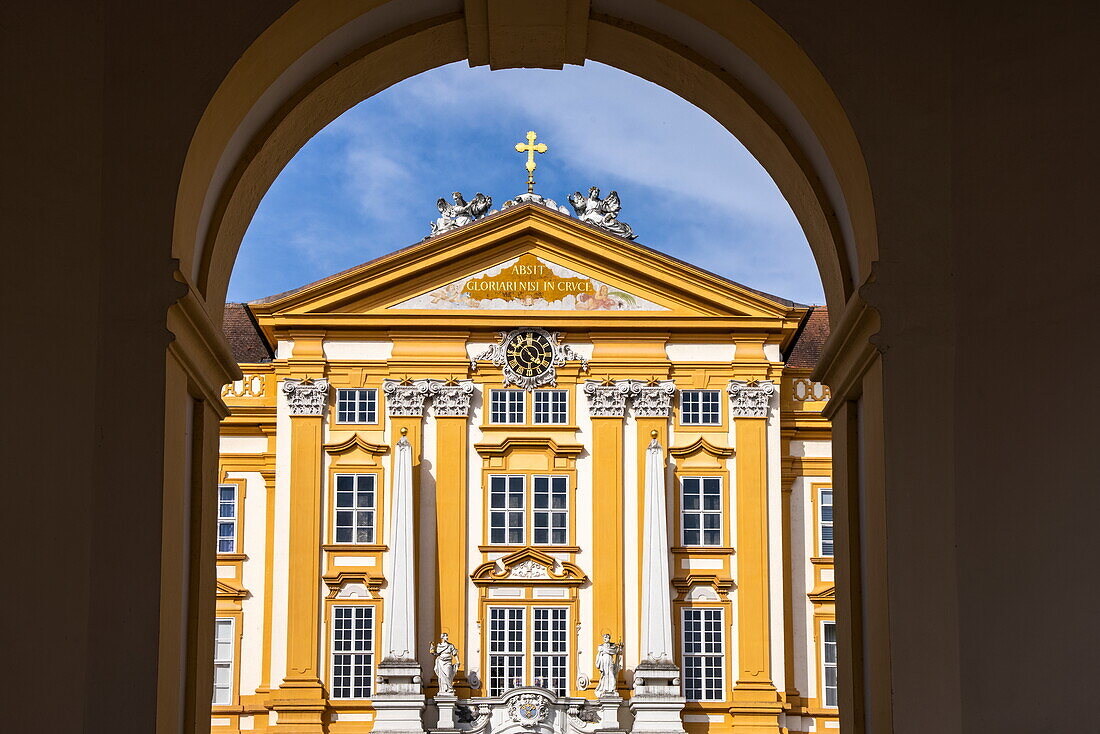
[681,477,722,546]
[822,621,838,707]
[682,608,724,701]
[489,475,526,544]
[490,389,525,424]
[331,606,374,699]
[336,388,378,424]
[533,390,569,424]
[334,474,376,544]
[212,618,234,705]
[488,606,569,696]
[819,488,834,557]
[681,390,721,425]
[533,476,569,545]
[217,484,237,554]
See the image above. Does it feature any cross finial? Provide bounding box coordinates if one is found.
[514,130,548,194]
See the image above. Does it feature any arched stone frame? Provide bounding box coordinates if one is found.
[163,2,885,731]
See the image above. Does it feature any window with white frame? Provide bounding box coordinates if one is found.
[488,606,569,696]
[334,474,376,544]
[212,618,234,705]
[533,476,569,545]
[680,390,721,425]
[331,606,374,699]
[336,388,378,424]
[822,621,838,707]
[533,390,569,424]
[682,608,724,701]
[217,484,237,554]
[489,475,526,544]
[490,389,525,424]
[819,488,834,557]
[681,477,722,546]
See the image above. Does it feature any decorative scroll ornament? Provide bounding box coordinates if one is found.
[508,560,550,579]
[502,192,571,215]
[583,379,630,418]
[430,191,493,237]
[726,379,777,418]
[509,692,551,727]
[621,379,677,417]
[471,327,588,390]
[382,379,434,417]
[568,186,636,239]
[282,378,329,416]
[428,379,475,417]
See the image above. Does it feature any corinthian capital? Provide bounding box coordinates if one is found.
[621,379,677,418]
[281,378,330,416]
[382,379,434,417]
[726,379,777,418]
[428,379,475,417]
[583,379,630,418]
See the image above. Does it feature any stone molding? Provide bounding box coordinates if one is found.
[281,378,329,416]
[727,379,777,418]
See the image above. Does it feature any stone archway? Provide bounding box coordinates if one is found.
[164,2,885,732]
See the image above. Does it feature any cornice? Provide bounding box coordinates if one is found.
[470,546,587,587]
[473,436,584,459]
[669,436,735,459]
[323,433,390,456]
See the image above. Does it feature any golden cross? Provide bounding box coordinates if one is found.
[514,130,548,194]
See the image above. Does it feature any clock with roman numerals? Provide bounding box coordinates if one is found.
[471,327,589,390]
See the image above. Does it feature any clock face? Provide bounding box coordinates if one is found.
[505,329,555,380]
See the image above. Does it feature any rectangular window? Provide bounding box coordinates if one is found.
[490,389,526,424]
[822,621,838,707]
[680,390,721,425]
[489,475,526,545]
[212,618,234,705]
[682,608,724,701]
[681,477,722,546]
[533,390,569,424]
[331,606,374,699]
[488,607,526,696]
[532,607,569,695]
[336,388,378,424]
[533,476,569,545]
[217,484,237,554]
[819,488,834,557]
[334,474,376,544]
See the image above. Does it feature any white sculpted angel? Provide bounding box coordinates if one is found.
[430,191,493,236]
[568,186,636,239]
[594,633,623,696]
[429,633,460,696]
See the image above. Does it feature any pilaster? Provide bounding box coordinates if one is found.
[273,377,329,732]
[727,380,782,733]
[430,380,473,696]
[584,379,629,676]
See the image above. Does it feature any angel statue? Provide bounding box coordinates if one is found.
[594,633,623,696]
[430,191,492,236]
[429,633,460,696]
[568,186,636,239]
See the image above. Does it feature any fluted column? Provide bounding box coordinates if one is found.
[727,380,782,733]
[584,379,630,686]
[273,377,329,733]
[427,380,473,696]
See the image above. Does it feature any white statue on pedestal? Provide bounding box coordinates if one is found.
[594,634,622,696]
[429,633,460,696]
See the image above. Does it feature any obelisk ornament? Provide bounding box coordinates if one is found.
[514,130,548,194]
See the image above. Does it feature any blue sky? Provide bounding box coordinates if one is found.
[229,61,823,305]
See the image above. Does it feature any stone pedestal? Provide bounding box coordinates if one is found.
[594,694,626,733]
[372,659,426,734]
[433,694,459,731]
[628,661,686,734]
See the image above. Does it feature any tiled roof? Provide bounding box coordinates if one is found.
[222,303,273,363]
[786,306,829,369]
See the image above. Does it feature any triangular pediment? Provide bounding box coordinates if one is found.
[248,204,803,331]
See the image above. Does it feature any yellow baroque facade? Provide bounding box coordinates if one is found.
[214,202,836,734]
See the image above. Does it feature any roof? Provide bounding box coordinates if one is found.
[785,306,830,369]
[222,303,273,363]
